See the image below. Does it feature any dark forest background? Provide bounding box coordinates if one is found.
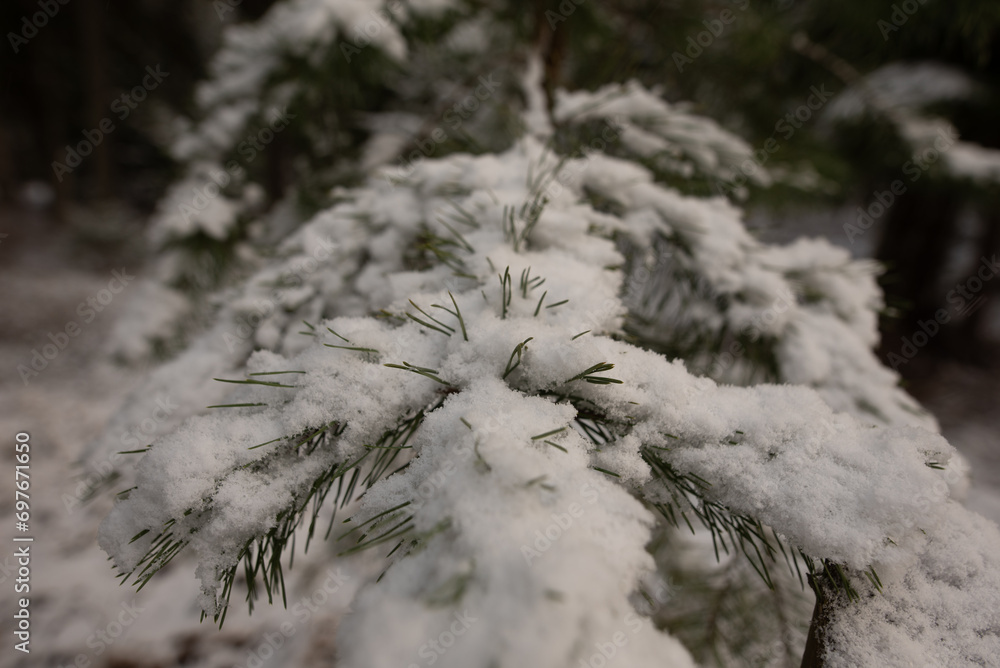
[2,0,999,377]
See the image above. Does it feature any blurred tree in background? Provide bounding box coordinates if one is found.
[4,0,998,370]
[0,0,214,209]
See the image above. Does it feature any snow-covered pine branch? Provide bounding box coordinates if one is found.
[93,4,1000,664]
[101,134,1000,666]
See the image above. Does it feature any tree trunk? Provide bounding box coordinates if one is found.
[963,211,1000,349]
[799,585,828,668]
[875,182,959,365]
[76,0,112,199]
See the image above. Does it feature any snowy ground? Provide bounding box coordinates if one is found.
[1,201,997,667]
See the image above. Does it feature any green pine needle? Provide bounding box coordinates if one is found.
[248,371,307,376]
[207,403,267,409]
[213,378,298,388]
[248,437,282,450]
[326,327,350,343]
[430,292,468,341]
[384,362,451,385]
[565,362,623,385]
[531,426,567,440]
[503,337,534,380]
[533,290,547,316]
[543,440,567,453]
[408,299,455,336]
[498,267,512,319]
[325,344,380,353]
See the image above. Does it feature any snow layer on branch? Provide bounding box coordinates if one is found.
[575,152,933,429]
[823,61,975,122]
[553,80,771,186]
[337,379,695,668]
[824,500,1000,667]
[94,129,930,497]
[521,51,554,137]
[102,135,1000,666]
[824,60,1000,186]
[945,141,1000,183]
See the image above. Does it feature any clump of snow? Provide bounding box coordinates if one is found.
[149,162,243,245]
[944,141,1000,183]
